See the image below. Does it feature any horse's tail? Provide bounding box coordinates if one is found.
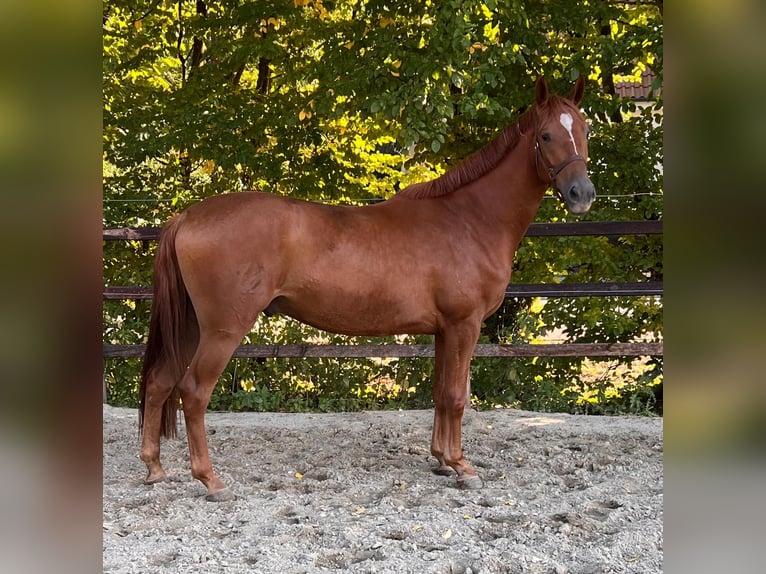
[139,214,195,439]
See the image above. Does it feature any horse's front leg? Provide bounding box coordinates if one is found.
[431,321,482,489]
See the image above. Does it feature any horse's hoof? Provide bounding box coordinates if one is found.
[432,464,455,476]
[456,475,482,490]
[205,487,236,502]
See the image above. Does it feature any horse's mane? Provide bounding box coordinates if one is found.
[395,97,568,200]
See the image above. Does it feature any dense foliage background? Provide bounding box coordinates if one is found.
[103,0,663,414]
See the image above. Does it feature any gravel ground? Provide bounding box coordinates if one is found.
[103,405,663,573]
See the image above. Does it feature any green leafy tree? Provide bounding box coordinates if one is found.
[103,0,662,413]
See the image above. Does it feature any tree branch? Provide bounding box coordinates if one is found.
[187,0,208,81]
[598,20,623,124]
[256,57,271,94]
[130,0,164,24]
[177,0,186,83]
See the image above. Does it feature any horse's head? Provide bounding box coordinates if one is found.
[533,77,595,215]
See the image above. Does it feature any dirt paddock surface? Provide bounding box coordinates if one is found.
[103,405,663,573]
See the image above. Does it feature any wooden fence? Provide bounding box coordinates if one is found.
[103,220,663,359]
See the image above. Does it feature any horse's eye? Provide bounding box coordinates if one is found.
[541,132,551,143]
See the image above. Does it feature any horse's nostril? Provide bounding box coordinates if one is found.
[569,185,580,200]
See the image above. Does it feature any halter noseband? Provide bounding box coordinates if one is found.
[533,122,587,195]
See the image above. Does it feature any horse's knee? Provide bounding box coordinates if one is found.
[437,389,467,418]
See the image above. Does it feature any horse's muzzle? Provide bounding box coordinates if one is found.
[560,175,595,215]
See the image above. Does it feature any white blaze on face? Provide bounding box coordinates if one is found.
[559,112,578,155]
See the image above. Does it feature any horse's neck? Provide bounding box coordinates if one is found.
[464,135,548,244]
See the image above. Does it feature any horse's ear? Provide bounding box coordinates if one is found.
[535,77,549,106]
[570,75,585,105]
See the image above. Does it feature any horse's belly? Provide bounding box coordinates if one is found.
[266,292,437,336]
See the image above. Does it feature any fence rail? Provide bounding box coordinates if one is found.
[104,342,662,359]
[103,281,663,301]
[103,220,663,358]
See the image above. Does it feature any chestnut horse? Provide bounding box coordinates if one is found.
[138,77,594,501]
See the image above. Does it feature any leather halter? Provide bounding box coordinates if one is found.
[533,122,587,194]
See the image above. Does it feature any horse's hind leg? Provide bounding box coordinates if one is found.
[177,328,245,501]
[140,364,176,483]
